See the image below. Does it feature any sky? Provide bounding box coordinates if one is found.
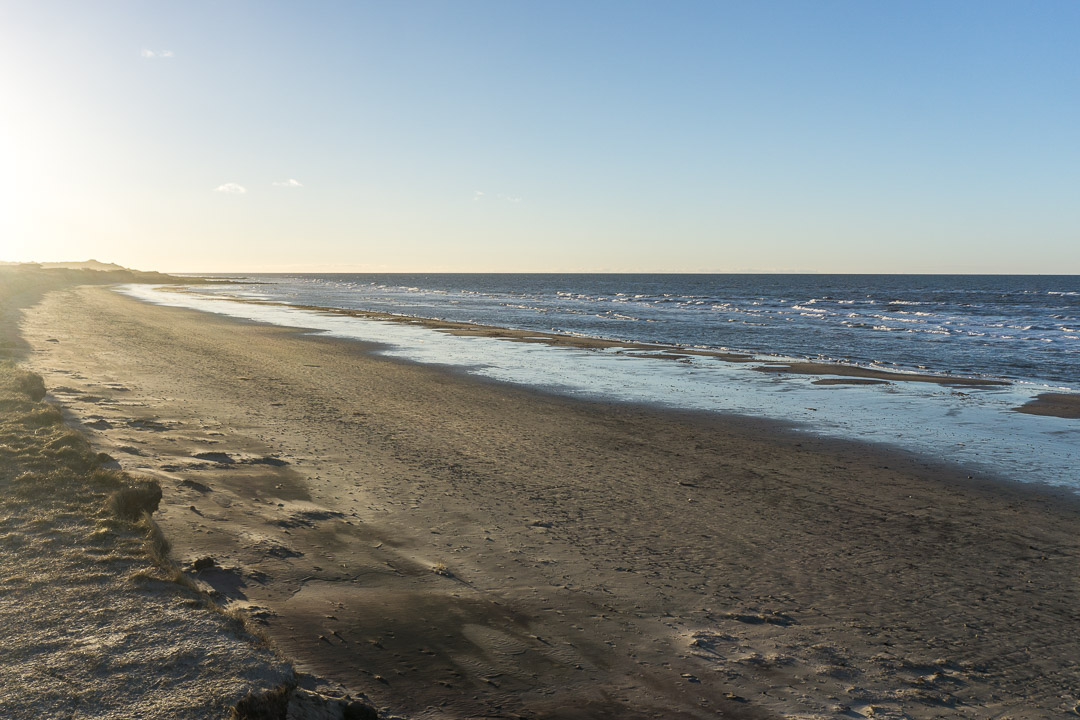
[1,1,1078,274]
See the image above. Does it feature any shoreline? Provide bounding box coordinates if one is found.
[21,284,1080,718]
[122,285,1080,486]
[159,285,1030,390]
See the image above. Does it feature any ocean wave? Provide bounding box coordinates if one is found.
[867,314,927,324]
[190,273,1080,388]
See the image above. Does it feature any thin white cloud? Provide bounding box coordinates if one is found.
[474,190,521,203]
[273,178,303,187]
[214,183,247,194]
[141,49,174,59]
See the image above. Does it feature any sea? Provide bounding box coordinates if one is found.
[119,274,1080,489]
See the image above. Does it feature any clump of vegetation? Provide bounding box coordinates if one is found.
[231,683,379,720]
[108,479,163,519]
[12,366,45,400]
[231,682,295,720]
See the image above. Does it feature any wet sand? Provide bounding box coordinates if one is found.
[22,285,1080,719]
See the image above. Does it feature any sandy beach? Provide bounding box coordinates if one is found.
[20,285,1080,719]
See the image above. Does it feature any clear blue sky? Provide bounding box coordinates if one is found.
[2,1,1078,272]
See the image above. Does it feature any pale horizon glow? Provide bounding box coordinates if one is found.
[1,1,1078,274]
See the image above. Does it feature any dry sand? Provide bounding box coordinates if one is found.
[21,285,1080,719]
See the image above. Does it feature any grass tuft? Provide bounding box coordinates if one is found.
[108,481,163,520]
[137,511,172,563]
[230,682,295,720]
[15,370,46,401]
[90,468,125,489]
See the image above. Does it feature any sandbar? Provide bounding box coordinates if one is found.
[1014,392,1080,419]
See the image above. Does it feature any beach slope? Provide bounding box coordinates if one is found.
[21,285,1080,719]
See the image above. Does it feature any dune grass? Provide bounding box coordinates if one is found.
[0,271,293,719]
